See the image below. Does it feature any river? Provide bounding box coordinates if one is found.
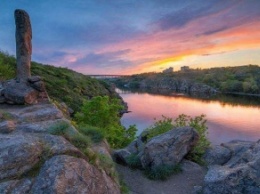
[117,88,260,145]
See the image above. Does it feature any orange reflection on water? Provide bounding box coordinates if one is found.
[120,92,260,145]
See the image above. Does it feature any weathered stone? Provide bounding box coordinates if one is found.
[0,121,16,133]
[113,149,132,165]
[203,145,231,165]
[28,76,42,83]
[0,180,19,194]
[15,9,32,81]
[203,165,248,194]
[4,79,38,104]
[0,134,43,180]
[0,96,5,103]
[0,178,34,194]
[203,140,260,194]
[31,155,120,194]
[14,103,63,122]
[140,127,199,169]
[222,140,254,168]
[31,81,45,92]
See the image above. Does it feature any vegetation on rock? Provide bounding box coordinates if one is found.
[143,114,210,164]
[75,96,137,148]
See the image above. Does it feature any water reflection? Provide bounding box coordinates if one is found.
[118,88,260,145]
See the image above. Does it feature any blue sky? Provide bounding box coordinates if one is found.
[1,0,260,74]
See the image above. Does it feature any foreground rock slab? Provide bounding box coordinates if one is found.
[203,140,260,194]
[31,155,120,194]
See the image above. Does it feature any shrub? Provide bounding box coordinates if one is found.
[78,125,104,143]
[69,133,92,150]
[144,164,182,180]
[75,96,137,148]
[125,153,142,169]
[48,121,70,136]
[145,116,173,141]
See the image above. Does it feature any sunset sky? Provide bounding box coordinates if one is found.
[1,0,260,75]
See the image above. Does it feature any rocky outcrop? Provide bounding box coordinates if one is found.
[122,76,217,95]
[0,102,120,194]
[203,140,260,194]
[140,127,199,169]
[0,9,120,194]
[31,155,119,194]
[114,127,199,170]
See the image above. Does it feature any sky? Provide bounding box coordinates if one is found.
[1,0,260,75]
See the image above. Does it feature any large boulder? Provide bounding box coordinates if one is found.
[31,155,120,194]
[140,127,199,169]
[203,140,260,194]
[0,133,82,181]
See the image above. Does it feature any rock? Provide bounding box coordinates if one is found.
[28,76,42,83]
[30,80,45,92]
[0,96,5,103]
[31,155,120,194]
[203,165,248,194]
[0,178,34,194]
[15,9,32,80]
[113,149,132,165]
[203,140,260,194]
[14,103,63,122]
[0,180,19,194]
[4,79,38,104]
[0,134,43,180]
[0,121,16,133]
[203,145,231,165]
[140,127,199,169]
[222,140,254,168]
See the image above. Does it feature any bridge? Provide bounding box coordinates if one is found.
[87,74,130,79]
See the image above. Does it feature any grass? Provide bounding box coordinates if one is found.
[78,125,104,143]
[144,164,182,180]
[0,51,119,113]
[125,153,142,169]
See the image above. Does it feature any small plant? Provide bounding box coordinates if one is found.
[145,116,173,141]
[78,125,104,143]
[48,121,70,136]
[125,153,142,169]
[69,133,92,150]
[144,164,182,180]
[98,153,116,177]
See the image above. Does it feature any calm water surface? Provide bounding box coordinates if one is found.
[118,89,260,145]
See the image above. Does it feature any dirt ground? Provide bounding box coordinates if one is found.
[116,160,207,194]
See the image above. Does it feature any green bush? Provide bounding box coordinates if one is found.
[75,96,137,148]
[125,153,142,169]
[48,121,71,136]
[144,164,182,180]
[145,116,173,141]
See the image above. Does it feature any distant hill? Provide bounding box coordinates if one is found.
[0,51,118,112]
[112,65,260,95]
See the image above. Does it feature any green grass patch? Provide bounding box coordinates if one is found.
[125,153,142,169]
[144,164,182,180]
[78,125,104,143]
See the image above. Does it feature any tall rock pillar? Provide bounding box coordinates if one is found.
[14,9,32,80]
